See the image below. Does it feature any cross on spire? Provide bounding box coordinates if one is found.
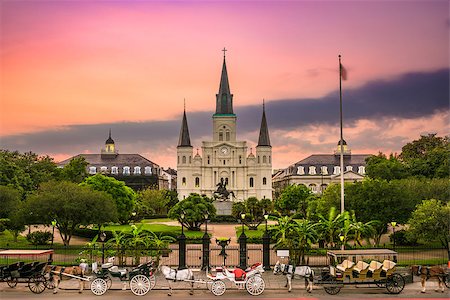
[222,47,227,58]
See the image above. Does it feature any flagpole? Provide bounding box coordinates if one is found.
[339,55,345,215]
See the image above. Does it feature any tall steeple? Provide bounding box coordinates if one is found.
[215,48,234,115]
[257,100,271,147]
[178,104,192,147]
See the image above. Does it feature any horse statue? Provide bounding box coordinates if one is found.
[273,261,314,293]
[411,265,447,293]
[45,262,88,294]
[160,265,194,296]
[213,178,235,201]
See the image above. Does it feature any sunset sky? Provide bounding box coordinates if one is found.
[1,0,448,169]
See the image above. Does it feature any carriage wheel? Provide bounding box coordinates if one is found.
[91,278,108,296]
[444,274,450,289]
[28,275,46,294]
[148,274,156,290]
[246,275,265,296]
[130,275,151,296]
[7,278,17,288]
[385,274,405,294]
[104,276,113,290]
[323,279,342,295]
[44,278,55,290]
[210,280,226,296]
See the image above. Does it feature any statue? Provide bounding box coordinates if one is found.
[213,178,235,201]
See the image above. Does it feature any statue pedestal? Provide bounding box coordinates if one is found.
[214,201,233,215]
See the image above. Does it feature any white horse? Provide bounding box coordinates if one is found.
[160,265,195,296]
[273,261,314,293]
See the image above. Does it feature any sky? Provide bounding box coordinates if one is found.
[0,0,448,170]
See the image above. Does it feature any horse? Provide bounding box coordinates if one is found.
[273,261,314,293]
[45,264,87,294]
[160,265,194,296]
[411,265,447,293]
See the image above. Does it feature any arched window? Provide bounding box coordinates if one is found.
[177,156,180,164]
[219,131,223,141]
[249,177,254,188]
[123,166,130,175]
[309,183,318,193]
[111,166,118,175]
[263,156,267,163]
[309,166,316,175]
[297,166,305,175]
[263,177,267,185]
[134,166,141,175]
[195,177,200,187]
[358,166,365,174]
[100,166,107,173]
[182,177,186,186]
[257,156,260,163]
[321,166,328,175]
[189,156,191,164]
[89,166,96,174]
[226,131,230,141]
[239,155,242,164]
[207,155,210,164]
[182,156,186,164]
[333,166,340,175]
[269,156,271,163]
[144,166,152,175]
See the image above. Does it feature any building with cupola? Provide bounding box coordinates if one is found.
[176,52,272,201]
[272,140,370,199]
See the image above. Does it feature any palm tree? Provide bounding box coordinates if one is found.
[273,216,296,250]
[292,219,318,264]
[317,207,345,248]
[349,211,379,247]
[106,229,128,265]
[147,231,175,266]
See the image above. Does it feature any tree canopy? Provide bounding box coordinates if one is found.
[168,194,216,231]
[136,188,170,217]
[59,156,89,183]
[275,184,312,217]
[232,197,273,230]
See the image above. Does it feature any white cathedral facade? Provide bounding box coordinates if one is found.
[176,54,272,201]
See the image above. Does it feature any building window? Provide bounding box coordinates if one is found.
[111,166,118,175]
[358,166,365,174]
[226,131,230,141]
[263,177,267,185]
[144,166,152,175]
[100,166,107,173]
[89,166,96,174]
[257,156,260,163]
[333,166,340,175]
[320,183,328,192]
[309,183,318,193]
[297,166,305,175]
[239,155,242,164]
[195,177,200,187]
[223,160,226,165]
[182,156,186,164]
[263,156,267,163]
[269,156,271,163]
[134,166,141,175]
[309,166,316,175]
[219,131,223,141]
[346,166,353,172]
[207,155,210,164]
[178,156,180,164]
[249,177,254,188]
[182,177,186,186]
[321,166,328,175]
[189,156,191,164]
[123,166,130,175]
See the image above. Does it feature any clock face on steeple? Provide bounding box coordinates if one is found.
[220,146,229,155]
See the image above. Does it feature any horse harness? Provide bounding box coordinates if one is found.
[417,266,431,279]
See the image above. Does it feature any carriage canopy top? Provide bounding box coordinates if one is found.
[0,249,54,256]
[327,249,398,264]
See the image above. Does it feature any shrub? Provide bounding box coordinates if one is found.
[389,229,418,246]
[26,231,53,245]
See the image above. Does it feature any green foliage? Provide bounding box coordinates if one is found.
[81,174,136,224]
[407,199,450,249]
[23,181,118,245]
[0,150,59,197]
[231,197,273,230]
[0,186,21,219]
[26,231,53,245]
[389,229,418,246]
[365,153,409,181]
[59,156,88,183]
[136,188,169,217]
[168,193,216,231]
[275,184,312,217]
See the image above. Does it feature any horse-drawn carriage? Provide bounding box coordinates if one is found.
[90,258,156,296]
[0,249,53,294]
[318,249,405,295]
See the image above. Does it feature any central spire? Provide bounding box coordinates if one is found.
[178,104,192,147]
[215,48,234,115]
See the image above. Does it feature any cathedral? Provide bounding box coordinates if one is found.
[176,53,272,201]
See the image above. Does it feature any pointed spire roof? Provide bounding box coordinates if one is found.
[257,100,271,147]
[178,106,192,147]
[215,48,234,115]
[105,129,115,144]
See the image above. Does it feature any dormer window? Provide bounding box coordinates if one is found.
[111,166,118,174]
[144,166,152,175]
[89,166,96,174]
[309,166,316,175]
[346,166,353,172]
[358,166,365,174]
[297,166,305,175]
[123,166,130,175]
[134,166,141,175]
[100,166,107,173]
[321,166,328,175]
[333,166,340,175]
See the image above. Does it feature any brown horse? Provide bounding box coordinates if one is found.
[45,265,87,294]
[411,265,446,293]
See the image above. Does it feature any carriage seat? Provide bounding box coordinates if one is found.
[233,268,246,281]
[108,265,127,276]
[101,262,113,269]
[382,260,396,272]
[336,260,355,272]
[352,261,369,274]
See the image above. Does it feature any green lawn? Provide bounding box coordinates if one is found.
[141,218,171,223]
[101,223,205,239]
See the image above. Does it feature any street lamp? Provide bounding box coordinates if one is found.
[264,212,269,232]
[180,211,185,235]
[204,211,209,234]
[51,220,57,247]
[339,234,344,250]
[241,213,246,234]
[262,212,270,270]
[391,221,397,251]
[202,211,210,270]
[99,231,107,264]
[179,210,186,269]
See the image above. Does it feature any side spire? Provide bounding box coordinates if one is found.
[257,100,271,147]
[215,48,234,114]
[178,103,192,147]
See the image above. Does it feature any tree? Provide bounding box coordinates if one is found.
[317,207,345,248]
[23,181,118,245]
[407,199,450,252]
[231,197,273,230]
[59,156,88,183]
[136,188,170,217]
[168,194,216,231]
[365,153,409,181]
[0,186,21,219]
[275,184,312,217]
[81,174,136,224]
